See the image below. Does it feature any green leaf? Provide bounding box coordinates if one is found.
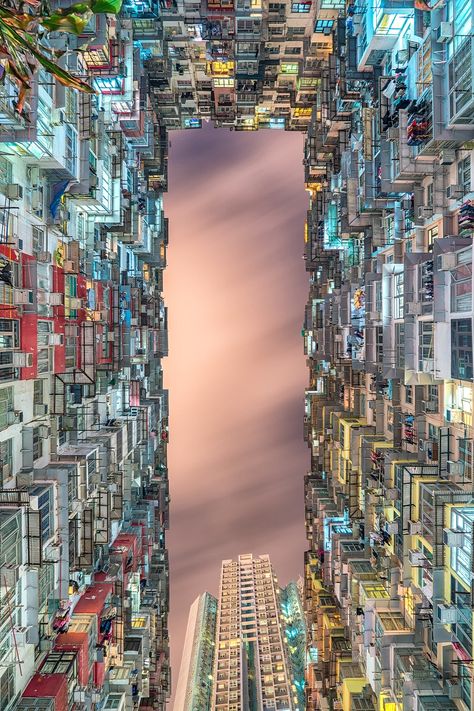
[89,0,122,14]
[41,10,92,34]
[0,22,96,93]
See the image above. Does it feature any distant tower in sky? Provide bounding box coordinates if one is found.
[175,592,218,711]
[212,553,296,711]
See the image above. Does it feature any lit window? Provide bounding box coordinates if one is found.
[291,1,311,11]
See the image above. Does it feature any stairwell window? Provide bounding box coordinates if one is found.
[418,321,434,372]
[0,320,19,383]
[0,667,14,711]
[0,439,13,485]
[65,124,78,176]
[0,387,13,431]
[459,437,473,482]
[458,156,471,195]
[0,157,12,186]
[37,321,52,375]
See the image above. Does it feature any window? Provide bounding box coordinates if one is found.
[405,385,413,404]
[0,320,19,383]
[0,439,13,484]
[393,272,404,319]
[426,182,433,208]
[427,224,438,251]
[0,387,13,431]
[280,63,298,74]
[0,668,14,711]
[458,156,471,194]
[0,510,21,568]
[451,248,472,312]
[395,322,405,368]
[418,321,434,372]
[451,318,473,381]
[33,427,44,461]
[427,384,439,412]
[459,437,473,482]
[315,19,334,30]
[449,509,474,585]
[291,1,311,10]
[32,226,45,253]
[65,124,78,176]
[0,259,19,309]
[0,158,12,186]
[37,321,52,375]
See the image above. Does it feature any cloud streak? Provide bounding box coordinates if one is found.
[164,123,309,701]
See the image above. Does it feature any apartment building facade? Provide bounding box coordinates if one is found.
[174,592,218,711]
[0,0,473,708]
[0,6,171,711]
[301,0,474,708]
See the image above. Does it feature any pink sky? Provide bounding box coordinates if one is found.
[164,123,309,700]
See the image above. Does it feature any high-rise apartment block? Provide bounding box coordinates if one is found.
[176,558,306,711]
[174,593,218,711]
[1,0,473,706]
[213,554,296,710]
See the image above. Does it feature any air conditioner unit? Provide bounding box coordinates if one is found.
[443,528,466,547]
[31,190,43,213]
[417,206,432,219]
[437,21,453,43]
[409,549,425,566]
[438,253,457,271]
[0,564,20,588]
[63,260,77,273]
[408,519,422,535]
[368,310,381,321]
[38,425,50,439]
[69,297,83,309]
[43,542,60,562]
[422,400,437,413]
[447,460,463,475]
[49,293,64,306]
[446,408,463,423]
[34,404,48,416]
[386,126,398,141]
[65,324,79,337]
[37,251,51,263]
[6,411,20,425]
[13,289,33,305]
[446,679,462,699]
[386,521,398,534]
[439,149,456,165]
[13,352,33,368]
[446,184,463,200]
[51,109,64,125]
[406,302,422,316]
[4,183,23,200]
[437,603,460,625]
[422,358,434,373]
[107,332,115,342]
[12,626,29,647]
[49,334,64,346]
[386,487,398,501]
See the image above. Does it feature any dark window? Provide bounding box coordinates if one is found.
[451,318,473,381]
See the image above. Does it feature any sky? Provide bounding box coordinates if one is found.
[164,122,309,701]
